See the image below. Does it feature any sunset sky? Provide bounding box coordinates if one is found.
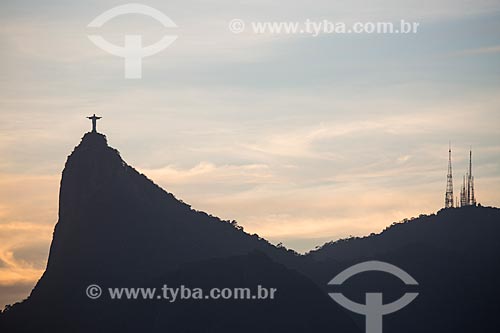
[1,0,500,308]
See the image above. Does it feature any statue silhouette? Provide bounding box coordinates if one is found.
[87,114,102,133]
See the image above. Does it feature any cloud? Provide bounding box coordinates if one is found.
[0,282,35,309]
[0,223,52,278]
[0,222,51,308]
[449,45,500,57]
[0,174,59,222]
[141,162,274,185]
[0,175,56,306]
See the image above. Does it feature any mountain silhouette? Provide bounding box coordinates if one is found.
[305,206,500,332]
[1,132,499,332]
[0,132,359,332]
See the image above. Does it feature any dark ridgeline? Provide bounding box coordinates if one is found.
[306,206,500,332]
[0,131,499,332]
[0,132,358,333]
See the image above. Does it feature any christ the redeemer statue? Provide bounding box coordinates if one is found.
[87,114,102,133]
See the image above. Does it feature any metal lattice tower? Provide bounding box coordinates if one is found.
[445,144,454,208]
[468,149,476,206]
[459,148,477,207]
[460,175,466,207]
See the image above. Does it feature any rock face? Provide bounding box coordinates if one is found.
[0,132,359,333]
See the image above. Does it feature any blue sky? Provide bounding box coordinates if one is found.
[1,0,500,307]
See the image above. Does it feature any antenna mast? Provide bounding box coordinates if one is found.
[468,149,476,206]
[445,143,454,208]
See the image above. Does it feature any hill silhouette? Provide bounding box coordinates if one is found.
[305,206,500,332]
[0,132,358,332]
[1,132,499,332]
